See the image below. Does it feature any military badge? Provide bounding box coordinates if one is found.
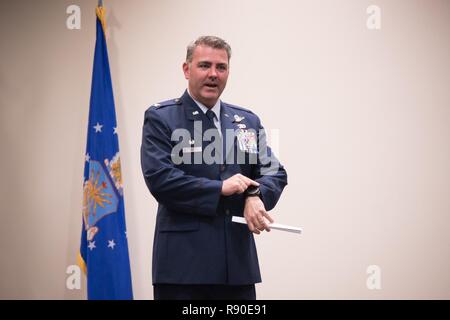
[236,129,258,153]
[233,114,245,123]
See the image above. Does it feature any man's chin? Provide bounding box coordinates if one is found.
[202,88,219,96]
[199,92,220,104]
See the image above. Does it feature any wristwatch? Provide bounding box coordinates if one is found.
[245,186,261,198]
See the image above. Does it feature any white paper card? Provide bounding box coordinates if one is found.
[231,216,302,234]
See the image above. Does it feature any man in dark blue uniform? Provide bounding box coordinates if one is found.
[141,36,288,300]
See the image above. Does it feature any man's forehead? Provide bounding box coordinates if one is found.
[192,45,229,62]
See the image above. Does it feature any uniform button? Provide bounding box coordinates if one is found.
[220,164,226,172]
[225,209,230,215]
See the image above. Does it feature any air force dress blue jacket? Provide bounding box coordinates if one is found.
[141,91,288,285]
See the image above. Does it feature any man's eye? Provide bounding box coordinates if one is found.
[217,65,227,71]
[199,64,209,69]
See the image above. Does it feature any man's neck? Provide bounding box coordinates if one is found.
[187,90,218,109]
[187,89,221,117]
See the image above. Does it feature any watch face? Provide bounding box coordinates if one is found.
[247,186,260,196]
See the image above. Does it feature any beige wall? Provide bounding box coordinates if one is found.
[1,0,450,299]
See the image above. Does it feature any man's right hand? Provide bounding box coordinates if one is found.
[221,174,259,196]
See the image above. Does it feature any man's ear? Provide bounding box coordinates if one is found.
[182,62,190,80]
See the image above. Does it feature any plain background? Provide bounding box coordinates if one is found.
[1,0,450,299]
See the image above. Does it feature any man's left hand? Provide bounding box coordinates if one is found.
[244,196,274,234]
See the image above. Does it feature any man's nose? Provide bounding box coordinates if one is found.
[208,67,218,79]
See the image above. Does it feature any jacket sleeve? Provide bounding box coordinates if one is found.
[251,116,288,211]
[140,108,223,216]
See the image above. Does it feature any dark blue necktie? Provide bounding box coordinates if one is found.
[205,109,223,161]
[206,109,217,125]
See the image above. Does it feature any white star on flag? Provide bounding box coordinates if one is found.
[88,241,96,251]
[113,127,118,135]
[85,153,90,162]
[107,239,116,249]
[93,122,103,133]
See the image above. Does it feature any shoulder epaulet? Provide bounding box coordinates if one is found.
[150,98,182,110]
[222,102,255,115]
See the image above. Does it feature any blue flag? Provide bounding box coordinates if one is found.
[78,6,133,300]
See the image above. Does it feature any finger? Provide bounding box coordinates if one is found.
[247,220,257,233]
[236,176,249,188]
[236,174,258,187]
[256,217,266,231]
[237,182,246,194]
[253,217,264,231]
[263,221,271,232]
[241,176,259,187]
[234,180,244,193]
[263,212,274,224]
[248,218,262,234]
[257,215,270,232]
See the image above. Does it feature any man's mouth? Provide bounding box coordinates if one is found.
[204,83,218,88]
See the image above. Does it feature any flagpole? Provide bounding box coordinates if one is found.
[79,0,133,299]
[96,0,106,33]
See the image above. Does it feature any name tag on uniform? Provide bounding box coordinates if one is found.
[182,146,202,153]
[236,129,258,153]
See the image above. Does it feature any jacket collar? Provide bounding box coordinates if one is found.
[180,90,239,160]
[181,90,203,121]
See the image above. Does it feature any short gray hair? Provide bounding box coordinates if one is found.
[186,36,232,62]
